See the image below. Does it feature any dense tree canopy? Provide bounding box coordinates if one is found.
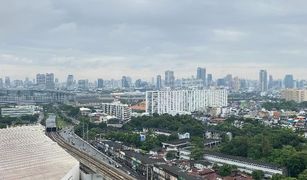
[124,114,204,137]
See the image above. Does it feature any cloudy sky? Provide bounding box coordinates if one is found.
[1,0,307,81]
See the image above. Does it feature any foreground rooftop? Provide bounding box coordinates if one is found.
[0,125,79,180]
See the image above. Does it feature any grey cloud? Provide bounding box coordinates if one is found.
[1,0,307,80]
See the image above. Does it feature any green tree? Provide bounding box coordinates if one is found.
[252,170,264,180]
[298,169,307,180]
[218,164,232,177]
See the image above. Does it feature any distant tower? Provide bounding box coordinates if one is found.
[66,75,74,90]
[4,77,10,88]
[207,74,213,87]
[196,67,206,87]
[46,73,55,89]
[97,78,104,89]
[165,70,175,88]
[0,78,3,89]
[121,76,130,89]
[259,70,268,92]
[156,75,162,90]
[268,75,273,90]
[36,74,46,86]
[284,74,294,89]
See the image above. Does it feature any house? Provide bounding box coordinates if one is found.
[153,164,203,180]
[179,147,192,160]
[192,160,213,170]
[178,132,190,140]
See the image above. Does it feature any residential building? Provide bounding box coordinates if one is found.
[281,89,307,103]
[146,89,228,115]
[100,101,132,121]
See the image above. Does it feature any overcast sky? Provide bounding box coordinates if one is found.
[1,0,307,81]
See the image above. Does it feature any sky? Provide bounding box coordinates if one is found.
[1,0,307,81]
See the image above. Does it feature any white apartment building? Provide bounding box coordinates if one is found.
[146,89,228,115]
[100,101,131,121]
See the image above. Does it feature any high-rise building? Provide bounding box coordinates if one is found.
[0,78,3,89]
[165,70,175,88]
[5,77,10,88]
[78,79,89,90]
[233,77,240,92]
[97,78,104,89]
[156,75,162,90]
[121,76,130,89]
[196,67,206,87]
[46,73,55,89]
[259,70,268,92]
[268,75,273,90]
[66,75,74,90]
[207,74,213,87]
[36,74,46,86]
[225,74,233,88]
[284,74,294,89]
[146,89,228,115]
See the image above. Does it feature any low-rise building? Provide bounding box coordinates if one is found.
[162,139,190,152]
[204,151,286,178]
[101,101,131,121]
[1,105,40,117]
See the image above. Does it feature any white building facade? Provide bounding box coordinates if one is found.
[101,101,132,121]
[146,89,228,115]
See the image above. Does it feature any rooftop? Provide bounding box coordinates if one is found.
[0,125,79,180]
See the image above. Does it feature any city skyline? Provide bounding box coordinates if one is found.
[1,0,307,79]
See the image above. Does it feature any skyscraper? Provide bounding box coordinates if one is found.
[66,75,74,90]
[207,74,213,87]
[196,67,206,87]
[156,75,162,90]
[78,79,89,90]
[36,74,46,85]
[97,78,104,89]
[46,73,55,89]
[268,75,273,90]
[165,70,175,88]
[5,77,10,88]
[284,74,294,89]
[259,70,268,92]
[0,78,3,89]
[121,76,130,89]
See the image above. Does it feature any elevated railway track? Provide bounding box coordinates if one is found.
[47,132,135,180]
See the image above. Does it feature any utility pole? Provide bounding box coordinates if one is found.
[82,121,85,139]
[86,124,89,142]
